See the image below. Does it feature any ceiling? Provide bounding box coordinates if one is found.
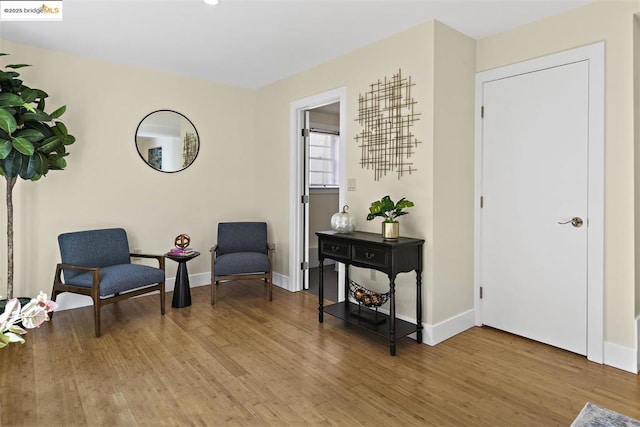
[0,0,597,89]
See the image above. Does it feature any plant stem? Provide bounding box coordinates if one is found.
[5,176,16,300]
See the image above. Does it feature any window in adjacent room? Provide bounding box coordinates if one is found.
[309,130,339,188]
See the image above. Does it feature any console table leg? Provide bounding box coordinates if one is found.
[416,270,423,344]
[318,260,324,323]
[389,276,396,356]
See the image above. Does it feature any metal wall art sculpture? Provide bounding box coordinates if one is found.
[355,69,420,180]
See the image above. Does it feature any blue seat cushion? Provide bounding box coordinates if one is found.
[66,264,165,297]
[215,252,270,276]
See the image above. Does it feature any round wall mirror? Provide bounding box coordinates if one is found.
[135,110,199,173]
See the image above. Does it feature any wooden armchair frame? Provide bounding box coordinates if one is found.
[52,253,165,337]
[210,243,274,304]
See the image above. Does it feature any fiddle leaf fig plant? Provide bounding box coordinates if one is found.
[366,195,414,223]
[0,53,76,299]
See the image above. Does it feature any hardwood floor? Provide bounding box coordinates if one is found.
[1,281,639,426]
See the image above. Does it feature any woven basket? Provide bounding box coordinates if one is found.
[348,280,389,307]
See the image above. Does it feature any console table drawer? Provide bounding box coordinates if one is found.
[320,240,350,260]
[352,245,387,268]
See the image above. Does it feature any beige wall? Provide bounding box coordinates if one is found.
[477,0,640,348]
[254,20,477,327]
[254,21,435,320]
[0,39,259,303]
[432,21,477,322]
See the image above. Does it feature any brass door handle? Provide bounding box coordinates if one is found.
[558,217,583,228]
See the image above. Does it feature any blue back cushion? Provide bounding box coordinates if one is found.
[58,228,131,281]
[217,222,267,255]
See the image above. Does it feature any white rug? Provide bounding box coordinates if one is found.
[572,402,640,427]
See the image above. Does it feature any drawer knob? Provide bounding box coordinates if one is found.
[331,245,340,252]
[365,252,375,260]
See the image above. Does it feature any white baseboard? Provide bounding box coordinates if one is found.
[604,340,638,374]
[422,308,476,346]
[55,271,291,311]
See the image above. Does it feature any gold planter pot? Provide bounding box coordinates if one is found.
[382,222,399,240]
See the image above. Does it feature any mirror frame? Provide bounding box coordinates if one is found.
[135,109,200,173]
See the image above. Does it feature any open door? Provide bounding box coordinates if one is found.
[289,88,347,296]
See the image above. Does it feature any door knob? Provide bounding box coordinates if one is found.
[558,217,583,228]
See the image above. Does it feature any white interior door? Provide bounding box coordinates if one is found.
[480,61,589,355]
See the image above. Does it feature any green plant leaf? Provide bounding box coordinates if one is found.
[4,151,22,177]
[19,154,36,180]
[6,63,30,69]
[0,139,12,159]
[0,71,20,81]
[0,109,17,134]
[23,110,51,122]
[0,93,25,108]
[62,135,76,146]
[19,87,38,104]
[36,136,61,153]
[48,154,66,170]
[25,121,53,137]
[49,105,66,119]
[12,136,35,156]
[16,128,44,143]
[54,121,68,137]
[34,152,48,176]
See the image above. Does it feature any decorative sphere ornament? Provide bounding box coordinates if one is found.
[174,234,191,249]
[354,288,366,301]
[331,205,356,233]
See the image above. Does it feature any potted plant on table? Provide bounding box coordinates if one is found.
[0,53,76,303]
[366,195,414,240]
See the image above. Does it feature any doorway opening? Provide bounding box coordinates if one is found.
[289,87,347,299]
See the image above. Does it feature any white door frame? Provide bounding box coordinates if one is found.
[289,87,347,294]
[474,42,604,363]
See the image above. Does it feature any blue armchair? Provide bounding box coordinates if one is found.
[51,228,166,337]
[210,222,274,304]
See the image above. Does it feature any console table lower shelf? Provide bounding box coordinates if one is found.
[323,301,418,340]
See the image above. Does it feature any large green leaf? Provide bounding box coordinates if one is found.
[19,154,36,180]
[19,87,37,104]
[25,121,53,137]
[36,135,61,153]
[0,93,25,108]
[49,105,66,119]
[34,152,48,176]
[0,109,17,134]
[62,135,76,146]
[0,139,12,159]
[54,121,68,136]
[16,128,44,143]
[23,110,51,122]
[48,154,66,170]
[0,71,20,81]
[3,151,22,177]
[12,136,35,156]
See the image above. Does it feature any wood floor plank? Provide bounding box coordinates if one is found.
[2,281,639,426]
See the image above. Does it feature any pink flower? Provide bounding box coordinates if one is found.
[1,292,57,348]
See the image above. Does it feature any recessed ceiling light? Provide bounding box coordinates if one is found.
[204,0,218,5]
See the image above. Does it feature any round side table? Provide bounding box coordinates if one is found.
[165,251,200,308]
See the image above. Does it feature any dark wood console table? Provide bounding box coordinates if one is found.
[316,230,424,356]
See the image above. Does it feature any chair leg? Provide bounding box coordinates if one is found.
[268,272,273,301]
[160,281,165,315]
[93,299,101,338]
[211,280,217,305]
